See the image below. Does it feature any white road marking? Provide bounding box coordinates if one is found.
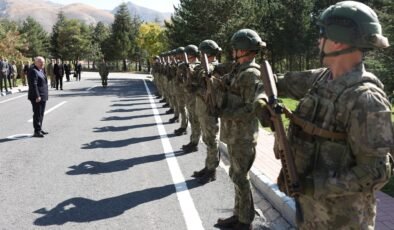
[86,85,97,91]
[0,94,27,104]
[143,80,204,230]
[28,101,67,122]
[6,134,33,139]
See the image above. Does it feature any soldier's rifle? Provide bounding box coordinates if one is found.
[201,52,217,115]
[183,52,190,84]
[259,54,301,198]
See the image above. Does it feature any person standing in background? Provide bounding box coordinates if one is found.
[28,56,49,138]
[54,59,64,90]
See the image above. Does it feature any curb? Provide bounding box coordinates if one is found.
[218,142,296,227]
[1,86,28,96]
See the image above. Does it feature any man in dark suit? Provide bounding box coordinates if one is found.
[28,56,49,138]
[54,59,64,90]
[75,62,82,81]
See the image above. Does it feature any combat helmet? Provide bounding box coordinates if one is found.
[231,29,266,51]
[317,1,389,49]
[198,40,222,56]
[185,45,199,57]
[176,47,185,55]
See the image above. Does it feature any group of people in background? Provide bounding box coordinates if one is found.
[0,57,20,95]
[0,57,83,94]
[152,1,393,230]
[46,60,82,90]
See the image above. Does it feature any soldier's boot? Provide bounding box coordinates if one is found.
[159,98,166,103]
[191,167,207,178]
[165,108,174,114]
[214,215,239,228]
[183,144,198,153]
[197,169,216,184]
[233,222,252,230]
[163,103,170,108]
[182,142,193,149]
[169,116,179,123]
[174,127,187,136]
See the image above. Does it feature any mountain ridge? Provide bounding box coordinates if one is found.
[0,0,171,32]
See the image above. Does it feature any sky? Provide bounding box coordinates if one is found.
[48,0,180,12]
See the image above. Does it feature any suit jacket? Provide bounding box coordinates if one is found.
[28,65,48,101]
[54,63,64,77]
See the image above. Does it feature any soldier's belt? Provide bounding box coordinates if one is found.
[284,108,347,141]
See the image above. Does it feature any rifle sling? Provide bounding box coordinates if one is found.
[283,108,347,141]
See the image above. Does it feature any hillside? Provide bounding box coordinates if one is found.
[0,0,171,32]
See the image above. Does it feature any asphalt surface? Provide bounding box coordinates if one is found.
[0,72,279,229]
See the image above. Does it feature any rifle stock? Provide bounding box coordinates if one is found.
[260,59,301,197]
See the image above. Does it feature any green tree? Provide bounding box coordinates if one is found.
[50,12,67,59]
[136,22,168,72]
[50,12,93,64]
[19,16,50,58]
[111,3,139,71]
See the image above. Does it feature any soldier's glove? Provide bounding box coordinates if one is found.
[253,99,274,131]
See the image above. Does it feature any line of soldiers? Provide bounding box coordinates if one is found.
[152,1,393,230]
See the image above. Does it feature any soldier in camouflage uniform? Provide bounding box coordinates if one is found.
[187,40,221,184]
[159,52,168,104]
[182,45,202,152]
[46,59,55,88]
[151,56,162,98]
[214,29,265,230]
[173,47,189,135]
[98,59,109,87]
[167,50,180,123]
[268,2,393,229]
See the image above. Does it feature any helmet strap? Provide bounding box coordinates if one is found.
[320,38,358,65]
[235,50,256,62]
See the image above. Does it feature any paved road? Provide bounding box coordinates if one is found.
[0,72,285,229]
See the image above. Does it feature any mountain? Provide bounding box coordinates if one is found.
[112,2,171,23]
[0,0,171,32]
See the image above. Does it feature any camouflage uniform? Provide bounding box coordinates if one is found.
[193,61,220,171]
[174,62,189,132]
[46,61,55,88]
[151,58,161,96]
[98,61,109,87]
[220,60,261,225]
[184,62,202,145]
[277,64,393,229]
[168,61,179,117]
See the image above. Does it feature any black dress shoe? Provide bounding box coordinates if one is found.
[33,132,44,138]
[40,130,49,135]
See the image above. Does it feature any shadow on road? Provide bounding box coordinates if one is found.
[33,179,202,226]
[111,102,151,106]
[81,134,176,149]
[93,122,170,133]
[107,107,151,113]
[66,150,187,175]
[100,113,167,121]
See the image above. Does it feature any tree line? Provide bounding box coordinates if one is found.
[0,3,167,72]
[165,0,393,94]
